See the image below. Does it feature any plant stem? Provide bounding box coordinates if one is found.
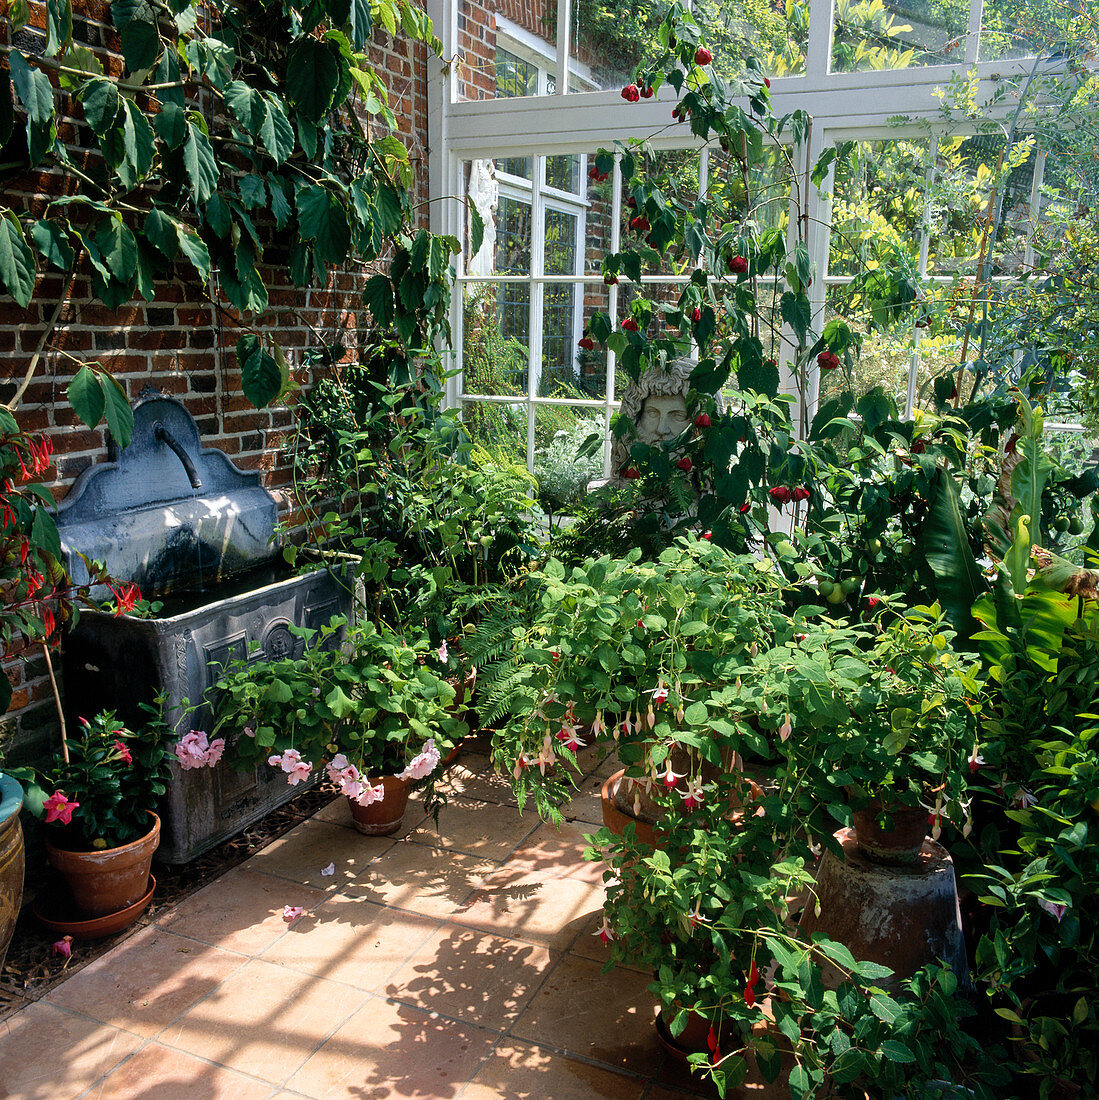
[41,641,69,763]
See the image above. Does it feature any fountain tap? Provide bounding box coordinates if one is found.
[154,422,203,490]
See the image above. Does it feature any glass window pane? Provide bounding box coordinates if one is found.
[461,399,529,466]
[463,283,530,396]
[541,281,583,395]
[546,155,581,195]
[692,0,809,79]
[545,208,578,275]
[831,0,968,73]
[534,406,608,509]
[496,157,533,181]
[571,0,674,92]
[497,195,532,274]
[979,0,1052,60]
[456,0,557,101]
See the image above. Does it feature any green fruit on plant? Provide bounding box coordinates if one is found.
[818,579,835,597]
[826,588,846,604]
[1053,516,1071,533]
[841,577,860,595]
[868,538,882,556]
[1068,516,1085,536]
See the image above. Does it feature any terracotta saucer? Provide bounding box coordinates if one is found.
[33,875,156,940]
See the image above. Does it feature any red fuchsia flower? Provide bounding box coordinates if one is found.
[691,306,701,323]
[629,214,651,233]
[768,486,792,505]
[695,46,713,65]
[113,739,133,766]
[112,583,141,615]
[701,530,712,540]
[621,83,640,102]
[728,255,748,274]
[595,915,616,944]
[44,791,78,825]
[968,746,984,774]
[604,273,618,285]
[739,502,751,514]
[621,318,639,332]
[51,935,73,959]
[792,486,810,502]
[707,1026,721,1064]
[29,436,52,476]
[556,727,585,753]
[40,605,56,643]
[591,711,606,739]
[578,337,595,350]
[681,776,705,811]
[623,467,641,480]
[677,456,692,472]
[640,85,654,98]
[1013,787,1037,809]
[694,412,710,427]
[867,595,881,609]
[652,684,669,706]
[661,760,684,789]
[817,350,841,371]
[744,983,756,1008]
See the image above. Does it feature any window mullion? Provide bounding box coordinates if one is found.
[528,157,546,471]
[965,0,984,64]
[604,153,623,479]
[556,0,570,95]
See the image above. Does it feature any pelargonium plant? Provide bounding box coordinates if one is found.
[199,617,466,818]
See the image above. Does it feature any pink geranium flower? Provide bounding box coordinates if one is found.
[400,740,441,782]
[283,905,305,922]
[44,791,78,825]
[174,731,226,770]
[268,748,313,785]
[353,782,386,806]
[51,935,73,959]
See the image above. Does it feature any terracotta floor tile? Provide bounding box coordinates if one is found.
[260,897,439,991]
[310,793,428,837]
[0,1002,141,1100]
[385,925,557,1029]
[574,743,618,779]
[243,819,395,889]
[154,868,329,956]
[458,1039,646,1099]
[286,996,499,1099]
[161,957,367,1085]
[510,953,664,1075]
[562,770,610,827]
[338,841,497,919]
[82,1041,275,1099]
[44,925,246,1038]
[509,820,610,884]
[438,759,519,806]
[405,796,540,860]
[451,866,604,951]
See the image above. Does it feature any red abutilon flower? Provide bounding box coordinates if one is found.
[640,84,654,98]
[728,254,748,274]
[621,317,639,332]
[817,350,841,371]
[768,486,792,505]
[792,486,810,502]
[623,466,641,479]
[629,214,651,232]
[604,273,618,285]
[695,46,713,65]
[677,456,692,472]
[44,790,79,825]
[578,336,595,351]
[691,306,702,323]
[867,595,881,609]
[764,76,771,87]
[621,83,640,102]
[113,739,133,766]
[911,439,926,454]
[695,412,710,428]
[625,195,637,209]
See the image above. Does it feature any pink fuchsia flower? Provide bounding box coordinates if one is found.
[320,862,335,877]
[1013,787,1038,809]
[652,684,669,706]
[174,730,225,770]
[968,746,984,774]
[400,740,441,782]
[681,776,705,811]
[594,915,616,945]
[662,760,685,789]
[1038,899,1068,922]
[113,739,133,766]
[282,905,305,922]
[44,791,79,826]
[555,726,585,753]
[590,711,606,739]
[927,795,945,840]
[778,714,792,742]
[438,639,448,663]
[51,935,73,959]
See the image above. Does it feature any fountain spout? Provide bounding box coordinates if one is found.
[154,422,203,489]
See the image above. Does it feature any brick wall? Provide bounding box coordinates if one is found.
[0,2,431,757]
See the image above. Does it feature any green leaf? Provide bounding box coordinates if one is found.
[469,203,484,258]
[154,102,187,149]
[286,38,340,121]
[183,123,219,204]
[31,508,62,560]
[781,291,812,344]
[259,95,295,163]
[918,467,986,640]
[363,273,394,326]
[120,19,160,70]
[224,80,267,134]
[100,373,134,446]
[67,364,106,428]
[80,76,120,134]
[879,1040,915,1064]
[144,207,179,258]
[788,1064,811,1100]
[58,44,104,91]
[121,101,155,181]
[10,51,54,127]
[348,0,372,47]
[268,181,291,229]
[326,685,355,717]
[238,174,267,210]
[30,219,74,271]
[0,211,36,308]
[93,215,137,280]
[45,0,73,57]
[236,334,286,408]
[175,223,211,280]
[296,185,350,265]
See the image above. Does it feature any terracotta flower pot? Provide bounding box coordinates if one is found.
[45,811,159,918]
[348,775,411,835]
[0,773,25,971]
[850,800,927,864]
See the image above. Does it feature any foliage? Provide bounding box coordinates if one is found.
[13,707,172,850]
[210,617,466,816]
[533,416,604,516]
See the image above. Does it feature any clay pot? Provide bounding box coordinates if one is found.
[850,800,928,864]
[348,776,411,836]
[0,773,25,971]
[655,1005,714,1059]
[34,874,156,940]
[45,812,159,918]
[602,770,663,846]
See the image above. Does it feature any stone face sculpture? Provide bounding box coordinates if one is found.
[610,358,718,482]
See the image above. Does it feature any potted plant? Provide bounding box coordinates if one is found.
[14,709,171,924]
[210,617,468,835]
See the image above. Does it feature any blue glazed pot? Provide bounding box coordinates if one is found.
[0,773,25,969]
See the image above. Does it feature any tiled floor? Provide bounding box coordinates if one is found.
[0,746,764,1099]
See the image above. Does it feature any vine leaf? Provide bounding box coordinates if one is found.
[0,211,36,308]
[45,0,73,58]
[67,364,106,429]
[183,123,219,204]
[10,52,54,127]
[296,184,350,265]
[100,372,134,447]
[286,38,340,121]
[237,334,287,408]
